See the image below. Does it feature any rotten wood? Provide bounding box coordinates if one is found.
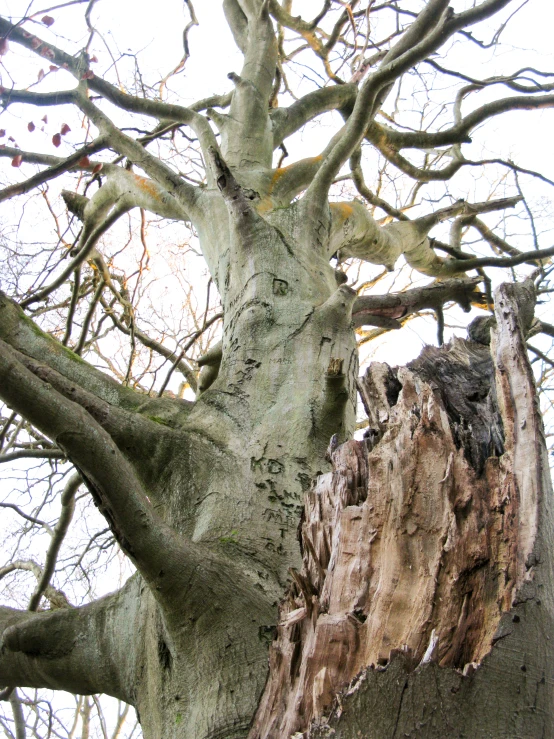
[249,283,551,738]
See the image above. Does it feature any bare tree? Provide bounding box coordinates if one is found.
[0,1,553,736]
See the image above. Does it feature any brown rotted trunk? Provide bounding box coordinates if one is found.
[250,282,554,738]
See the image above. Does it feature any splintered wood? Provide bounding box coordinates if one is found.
[249,335,529,739]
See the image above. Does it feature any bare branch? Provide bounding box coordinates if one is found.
[0,137,108,203]
[0,579,142,702]
[28,472,81,611]
[0,448,65,463]
[352,277,484,329]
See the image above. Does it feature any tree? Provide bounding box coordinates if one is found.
[0,1,553,737]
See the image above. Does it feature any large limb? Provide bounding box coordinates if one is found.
[271,84,356,149]
[329,196,521,276]
[0,577,141,704]
[0,340,240,639]
[0,339,194,602]
[223,0,248,53]
[352,277,485,329]
[0,345,186,458]
[217,0,277,170]
[258,126,346,211]
[0,291,189,421]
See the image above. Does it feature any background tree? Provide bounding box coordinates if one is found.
[0,0,553,737]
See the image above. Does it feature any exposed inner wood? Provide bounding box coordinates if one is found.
[249,326,535,739]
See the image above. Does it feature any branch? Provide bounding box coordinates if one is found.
[21,197,132,309]
[28,472,80,611]
[1,343,187,463]
[373,94,554,151]
[75,93,202,216]
[0,505,52,532]
[352,277,484,329]
[537,320,554,339]
[0,291,156,413]
[0,137,108,203]
[0,18,218,161]
[34,167,189,311]
[0,560,70,610]
[332,196,523,276]
[222,0,277,169]
[223,0,248,52]
[270,84,357,148]
[9,690,25,739]
[304,0,516,207]
[259,126,346,210]
[102,301,210,394]
[0,339,190,601]
[0,448,65,463]
[0,578,142,702]
[303,0,451,206]
[268,0,348,83]
[442,243,554,275]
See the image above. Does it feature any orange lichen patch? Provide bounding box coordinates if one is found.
[257,197,275,215]
[132,173,163,202]
[330,201,355,223]
[256,165,298,213]
[257,157,327,213]
[270,167,287,185]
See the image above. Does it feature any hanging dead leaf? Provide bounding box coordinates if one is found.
[78,156,91,167]
[27,122,35,132]
[92,163,103,174]
[11,155,22,167]
[52,133,61,147]
[38,69,45,82]
[0,38,8,55]
[41,115,48,124]
[60,123,71,135]
[81,70,94,80]
[42,16,55,26]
